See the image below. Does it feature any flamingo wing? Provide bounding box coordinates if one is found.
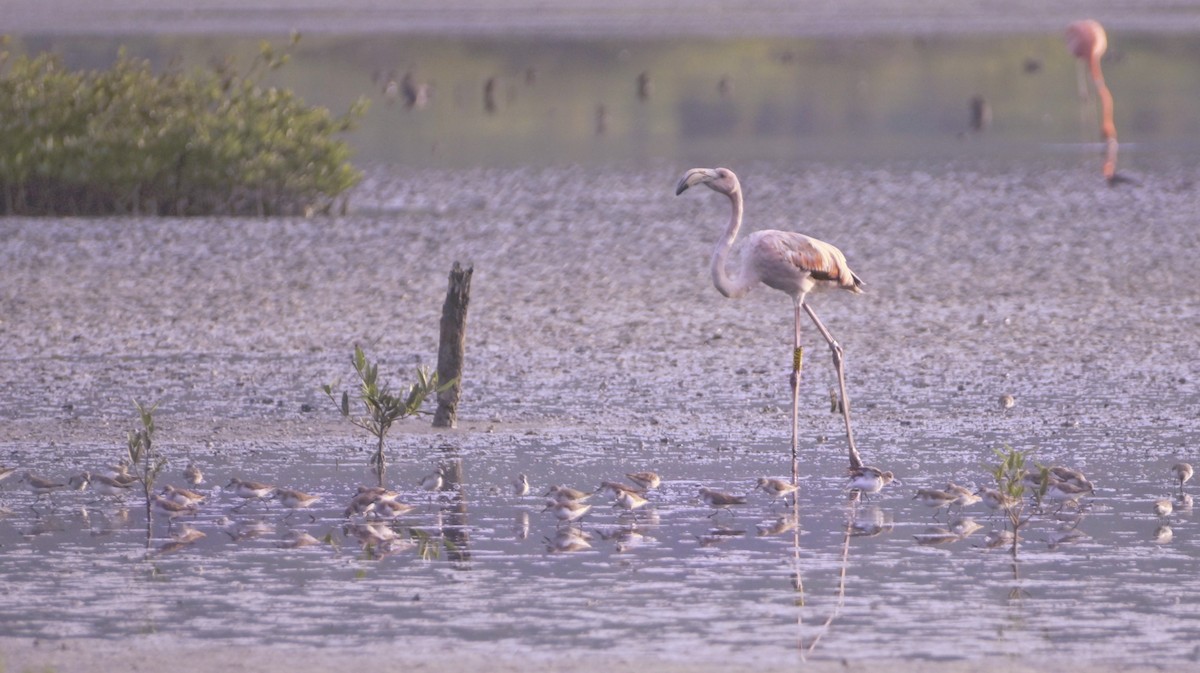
[756,231,863,293]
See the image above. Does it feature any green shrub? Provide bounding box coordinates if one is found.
[0,36,367,216]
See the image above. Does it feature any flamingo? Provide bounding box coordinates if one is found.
[1065,19,1119,182]
[675,167,865,478]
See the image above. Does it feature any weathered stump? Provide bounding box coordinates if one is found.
[433,262,472,428]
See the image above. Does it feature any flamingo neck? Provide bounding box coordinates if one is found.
[711,188,753,299]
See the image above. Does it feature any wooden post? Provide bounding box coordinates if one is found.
[433,262,472,428]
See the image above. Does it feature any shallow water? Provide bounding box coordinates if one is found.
[1,425,1198,663]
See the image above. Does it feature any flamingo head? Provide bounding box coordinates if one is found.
[675,167,740,197]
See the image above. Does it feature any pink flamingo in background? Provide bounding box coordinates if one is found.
[676,167,865,479]
[1065,19,1120,182]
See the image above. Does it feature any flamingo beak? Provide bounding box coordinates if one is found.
[675,168,717,195]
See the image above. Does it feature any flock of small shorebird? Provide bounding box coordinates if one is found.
[1,458,1191,553]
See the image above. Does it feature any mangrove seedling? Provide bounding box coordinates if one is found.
[989,446,1036,558]
[323,345,450,486]
[126,399,166,544]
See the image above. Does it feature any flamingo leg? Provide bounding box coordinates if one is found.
[790,298,803,484]
[801,303,863,470]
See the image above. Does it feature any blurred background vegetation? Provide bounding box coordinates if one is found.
[5,31,1199,173]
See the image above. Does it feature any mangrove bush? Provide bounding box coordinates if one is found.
[0,36,367,216]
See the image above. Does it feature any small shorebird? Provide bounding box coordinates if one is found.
[913,489,957,519]
[755,477,799,504]
[599,480,644,498]
[152,495,197,528]
[161,484,205,507]
[1045,481,1090,509]
[273,488,320,521]
[998,394,1016,410]
[372,497,416,520]
[545,485,593,503]
[698,487,747,517]
[419,467,444,492]
[982,528,1016,549]
[1049,466,1094,492]
[344,487,385,518]
[225,478,274,510]
[90,473,134,499]
[945,483,981,509]
[0,465,17,484]
[21,473,66,501]
[614,490,650,513]
[1170,462,1193,495]
[543,499,592,526]
[184,462,204,486]
[846,466,896,497]
[513,473,530,497]
[67,472,91,492]
[278,530,323,549]
[1153,498,1173,519]
[979,488,1017,516]
[626,471,661,490]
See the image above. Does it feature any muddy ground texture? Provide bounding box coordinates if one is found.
[2,158,1200,673]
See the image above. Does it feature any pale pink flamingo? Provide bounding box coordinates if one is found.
[675,167,865,478]
[1065,19,1119,182]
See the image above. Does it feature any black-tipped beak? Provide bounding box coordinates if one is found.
[675,168,716,195]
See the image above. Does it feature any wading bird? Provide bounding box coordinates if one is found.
[676,167,865,477]
[1065,19,1119,182]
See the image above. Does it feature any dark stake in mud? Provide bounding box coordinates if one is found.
[433,262,472,429]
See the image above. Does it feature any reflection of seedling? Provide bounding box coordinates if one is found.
[323,346,451,486]
[126,400,166,544]
[989,446,1035,558]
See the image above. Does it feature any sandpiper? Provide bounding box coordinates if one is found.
[545,485,593,503]
[67,472,91,492]
[913,489,957,518]
[1049,466,1094,492]
[979,488,1017,515]
[225,478,274,510]
[344,487,384,518]
[152,495,197,528]
[1045,481,1090,508]
[626,471,662,490]
[945,483,981,509]
[419,467,444,492]
[161,484,205,507]
[1170,462,1193,495]
[273,488,320,520]
[372,497,416,519]
[0,465,17,484]
[756,477,799,501]
[21,473,66,500]
[599,480,643,497]
[542,498,592,525]
[184,462,204,486]
[698,487,747,517]
[513,473,530,497]
[1153,498,1174,519]
[90,473,134,498]
[614,490,650,513]
[845,466,896,497]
